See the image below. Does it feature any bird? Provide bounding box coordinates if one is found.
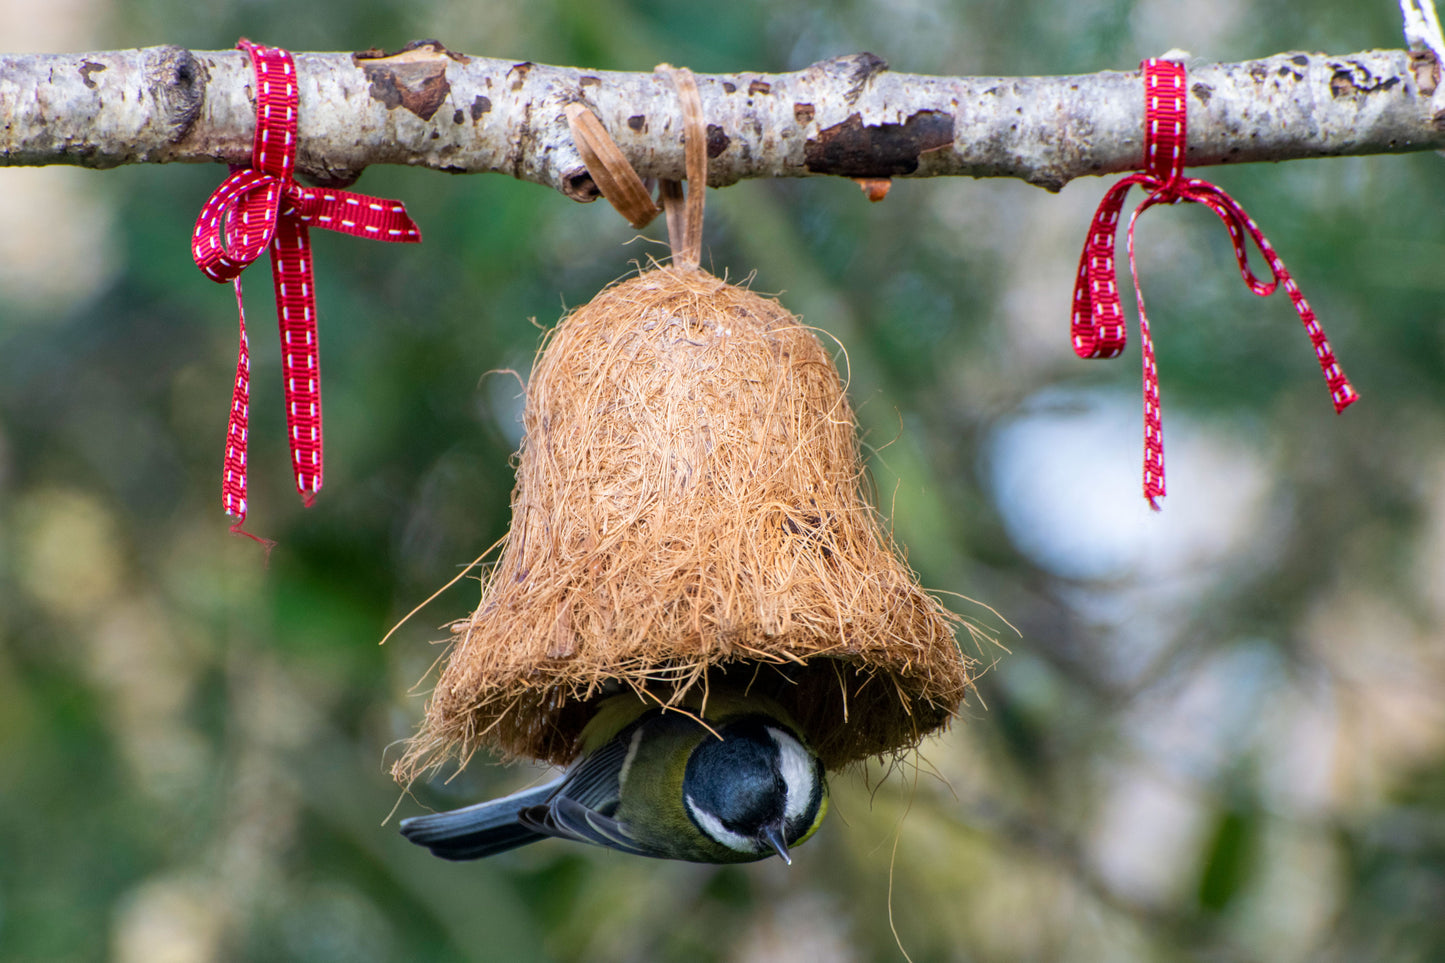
[399,690,828,864]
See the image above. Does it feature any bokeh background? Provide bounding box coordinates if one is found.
[3,1,1443,960]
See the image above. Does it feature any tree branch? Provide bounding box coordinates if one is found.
[2,41,1440,195]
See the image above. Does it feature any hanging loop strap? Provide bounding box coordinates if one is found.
[564,103,661,229]
[655,64,708,267]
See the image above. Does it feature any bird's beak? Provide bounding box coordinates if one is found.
[760,821,792,865]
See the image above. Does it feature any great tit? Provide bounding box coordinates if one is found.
[400,691,828,864]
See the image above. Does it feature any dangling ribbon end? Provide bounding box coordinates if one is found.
[229,516,278,559]
[1333,382,1361,415]
[300,490,318,509]
[1145,465,1166,512]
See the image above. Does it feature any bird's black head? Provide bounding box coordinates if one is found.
[682,716,826,862]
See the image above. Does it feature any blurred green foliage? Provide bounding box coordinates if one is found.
[3,1,1445,961]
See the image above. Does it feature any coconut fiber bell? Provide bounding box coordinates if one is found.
[395,262,975,781]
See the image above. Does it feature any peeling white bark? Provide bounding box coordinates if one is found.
[1,42,1441,195]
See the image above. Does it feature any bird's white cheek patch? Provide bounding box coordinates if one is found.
[768,727,816,823]
[686,795,760,854]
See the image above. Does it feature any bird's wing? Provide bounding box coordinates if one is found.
[514,717,672,858]
[518,796,657,858]
[549,725,635,812]
[399,778,562,860]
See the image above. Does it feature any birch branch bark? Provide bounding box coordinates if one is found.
[1,41,1441,195]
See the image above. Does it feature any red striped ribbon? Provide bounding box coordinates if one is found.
[193,39,421,535]
[1070,58,1358,508]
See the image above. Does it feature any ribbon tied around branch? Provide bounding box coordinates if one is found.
[192,38,420,537]
[1070,58,1358,508]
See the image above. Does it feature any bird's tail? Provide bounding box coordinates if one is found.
[400,778,562,860]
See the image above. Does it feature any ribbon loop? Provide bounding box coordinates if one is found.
[192,169,283,282]
[1069,58,1358,508]
[1070,175,1146,361]
[192,39,420,534]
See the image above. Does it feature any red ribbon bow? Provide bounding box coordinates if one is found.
[193,39,421,535]
[1071,58,1358,508]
